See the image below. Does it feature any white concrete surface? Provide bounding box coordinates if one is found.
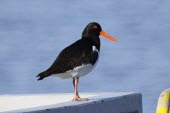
[0,92,142,113]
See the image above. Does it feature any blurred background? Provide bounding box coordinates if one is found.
[0,0,170,113]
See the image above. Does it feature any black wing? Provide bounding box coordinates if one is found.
[37,39,98,80]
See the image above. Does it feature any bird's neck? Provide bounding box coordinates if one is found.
[82,35,100,51]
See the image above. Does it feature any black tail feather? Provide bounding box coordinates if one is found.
[36,72,50,81]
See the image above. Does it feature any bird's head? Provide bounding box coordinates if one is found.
[82,22,118,42]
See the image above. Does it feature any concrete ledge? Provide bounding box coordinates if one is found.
[0,92,142,113]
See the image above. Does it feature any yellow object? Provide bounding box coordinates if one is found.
[156,89,170,113]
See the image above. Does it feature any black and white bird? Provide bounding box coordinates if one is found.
[37,22,118,101]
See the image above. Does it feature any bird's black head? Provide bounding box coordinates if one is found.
[81,22,118,51]
[82,22,118,43]
[82,22,102,38]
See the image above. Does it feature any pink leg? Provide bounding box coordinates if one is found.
[72,77,89,101]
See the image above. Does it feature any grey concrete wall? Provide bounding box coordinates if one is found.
[24,93,142,113]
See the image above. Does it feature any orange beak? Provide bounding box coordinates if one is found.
[100,31,118,42]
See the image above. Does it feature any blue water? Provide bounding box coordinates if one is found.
[1,1,170,113]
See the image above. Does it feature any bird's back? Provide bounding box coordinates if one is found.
[37,38,99,80]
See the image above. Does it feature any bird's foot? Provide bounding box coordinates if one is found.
[72,95,89,101]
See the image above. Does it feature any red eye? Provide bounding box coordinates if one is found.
[94,26,97,29]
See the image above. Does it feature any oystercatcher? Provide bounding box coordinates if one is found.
[37,22,118,101]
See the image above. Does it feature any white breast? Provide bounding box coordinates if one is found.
[92,45,99,53]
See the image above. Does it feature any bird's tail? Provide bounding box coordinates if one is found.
[36,71,50,81]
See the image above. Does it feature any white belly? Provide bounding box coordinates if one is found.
[52,63,95,79]
[53,58,99,79]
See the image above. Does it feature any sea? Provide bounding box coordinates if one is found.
[0,1,170,113]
